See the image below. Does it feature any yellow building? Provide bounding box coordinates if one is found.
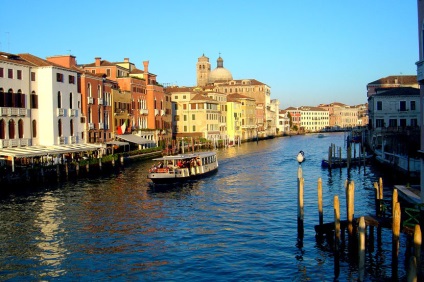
[168,87,220,140]
[226,97,242,145]
[228,93,257,141]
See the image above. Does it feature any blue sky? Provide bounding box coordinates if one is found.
[0,1,418,109]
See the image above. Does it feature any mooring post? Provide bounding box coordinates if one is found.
[298,176,304,222]
[86,163,89,173]
[328,146,332,169]
[414,224,422,279]
[99,158,102,172]
[393,188,398,216]
[334,195,340,279]
[318,178,323,226]
[76,162,80,176]
[407,256,417,282]
[358,216,366,282]
[347,181,355,236]
[392,202,401,279]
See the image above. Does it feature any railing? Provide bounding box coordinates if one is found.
[57,108,65,116]
[87,97,94,104]
[69,136,78,144]
[155,109,159,116]
[58,136,66,145]
[161,110,166,116]
[88,123,94,130]
[69,109,77,117]
[99,123,104,129]
[140,109,148,115]
[98,98,103,105]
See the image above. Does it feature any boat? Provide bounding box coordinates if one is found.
[317,133,326,138]
[147,151,218,184]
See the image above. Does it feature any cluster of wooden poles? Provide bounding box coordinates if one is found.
[327,142,367,169]
[297,165,422,281]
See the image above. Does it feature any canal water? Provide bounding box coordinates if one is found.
[0,133,413,281]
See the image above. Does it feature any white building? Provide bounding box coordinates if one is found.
[0,52,33,148]
[20,53,82,146]
[368,87,420,129]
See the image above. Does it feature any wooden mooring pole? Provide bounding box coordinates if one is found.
[318,178,323,226]
[392,202,401,280]
[334,195,340,279]
[358,216,366,281]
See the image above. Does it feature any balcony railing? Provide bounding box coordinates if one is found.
[88,123,94,130]
[58,136,66,145]
[99,123,104,129]
[69,109,77,117]
[140,109,148,115]
[98,98,103,105]
[87,97,94,104]
[155,109,159,116]
[161,110,165,116]
[0,107,29,116]
[57,108,65,117]
[69,136,78,144]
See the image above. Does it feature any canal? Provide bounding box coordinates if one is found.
[0,132,414,281]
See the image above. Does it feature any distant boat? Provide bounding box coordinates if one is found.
[317,133,326,138]
[147,151,218,184]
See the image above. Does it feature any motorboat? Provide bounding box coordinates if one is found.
[147,151,218,184]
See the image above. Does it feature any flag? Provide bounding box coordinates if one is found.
[117,120,127,135]
[121,120,127,134]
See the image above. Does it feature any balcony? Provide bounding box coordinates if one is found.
[69,136,78,144]
[87,97,94,104]
[161,110,166,116]
[88,123,94,130]
[69,109,77,117]
[155,109,159,116]
[57,108,65,117]
[139,109,148,115]
[58,136,66,145]
[99,122,104,129]
[98,98,103,105]
[0,107,29,117]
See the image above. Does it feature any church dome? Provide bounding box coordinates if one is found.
[208,56,233,83]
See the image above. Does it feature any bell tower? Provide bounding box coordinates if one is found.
[196,54,210,87]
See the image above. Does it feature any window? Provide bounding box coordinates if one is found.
[399,101,406,111]
[376,119,384,127]
[0,67,3,77]
[8,69,13,79]
[184,126,187,132]
[56,73,63,82]
[57,91,62,108]
[389,119,397,127]
[30,91,38,109]
[400,119,407,127]
[69,75,75,84]
[174,115,180,121]
[192,114,195,120]
[17,70,22,80]
[69,93,73,109]
[8,119,15,139]
[411,118,418,127]
[184,115,187,121]
[70,119,74,136]
[0,119,4,139]
[32,120,37,138]
[18,119,23,138]
[58,119,62,137]
[192,125,196,131]
[31,72,36,81]
[376,101,382,111]
[411,101,416,111]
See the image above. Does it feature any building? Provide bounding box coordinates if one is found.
[227,93,257,141]
[418,0,424,202]
[318,102,361,129]
[367,87,420,130]
[196,54,276,138]
[367,75,418,98]
[285,106,329,133]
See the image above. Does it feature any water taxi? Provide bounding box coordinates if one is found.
[147,151,218,184]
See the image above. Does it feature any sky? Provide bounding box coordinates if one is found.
[0,1,418,109]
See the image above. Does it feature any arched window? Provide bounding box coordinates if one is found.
[6,89,13,107]
[57,91,62,108]
[70,119,74,136]
[69,92,73,109]
[8,119,15,139]
[30,91,38,109]
[97,85,101,98]
[0,119,4,139]
[87,83,92,97]
[32,120,37,138]
[0,88,4,107]
[58,119,62,137]
[18,119,23,138]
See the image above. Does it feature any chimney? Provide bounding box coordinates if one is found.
[143,61,149,74]
[124,58,129,62]
[95,57,101,67]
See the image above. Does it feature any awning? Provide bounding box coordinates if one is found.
[116,134,155,145]
[0,143,102,158]
[105,140,129,146]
